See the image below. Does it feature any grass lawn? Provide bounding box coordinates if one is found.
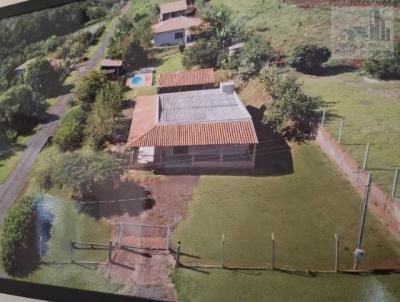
[172,143,400,270]
[297,71,400,196]
[172,143,400,300]
[212,0,330,53]
[173,269,400,302]
[155,51,184,74]
[21,189,123,292]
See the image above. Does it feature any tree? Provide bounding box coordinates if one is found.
[74,70,108,109]
[0,85,45,132]
[35,149,125,199]
[54,106,87,151]
[182,39,220,68]
[363,50,400,80]
[203,4,240,50]
[1,196,35,275]
[124,38,148,70]
[289,45,331,74]
[260,69,322,136]
[238,34,275,80]
[85,81,124,149]
[23,58,60,96]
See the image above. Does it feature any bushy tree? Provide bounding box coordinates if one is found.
[54,106,87,151]
[1,196,35,275]
[35,150,124,199]
[0,85,45,132]
[203,4,240,49]
[363,50,400,80]
[260,69,322,135]
[85,81,124,149]
[289,45,331,74]
[182,39,220,68]
[74,70,108,109]
[23,58,60,96]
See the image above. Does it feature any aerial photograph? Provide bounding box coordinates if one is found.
[0,0,399,301]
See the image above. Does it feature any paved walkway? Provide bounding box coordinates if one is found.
[0,2,131,224]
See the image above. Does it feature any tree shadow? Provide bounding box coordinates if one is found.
[318,64,357,77]
[76,178,155,219]
[0,144,26,165]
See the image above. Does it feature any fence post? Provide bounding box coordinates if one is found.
[362,143,370,170]
[391,168,399,198]
[166,226,171,253]
[39,235,42,258]
[70,241,74,263]
[176,241,181,268]
[321,108,326,127]
[338,121,344,144]
[221,234,225,268]
[271,233,276,270]
[108,241,113,264]
[334,233,339,272]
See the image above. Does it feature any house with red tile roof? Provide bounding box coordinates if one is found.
[157,68,216,93]
[159,0,188,21]
[126,82,259,169]
[152,16,204,47]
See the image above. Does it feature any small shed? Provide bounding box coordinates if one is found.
[100,59,124,78]
[228,43,244,56]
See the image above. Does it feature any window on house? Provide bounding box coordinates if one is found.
[175,32,184,40]
[173,146,189,154]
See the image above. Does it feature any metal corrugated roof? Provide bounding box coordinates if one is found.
[158,68,214,88]
[159,89,251,124]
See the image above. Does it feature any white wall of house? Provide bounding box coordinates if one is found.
[153,29,186,47]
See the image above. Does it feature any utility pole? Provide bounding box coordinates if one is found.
[353,172,372,270]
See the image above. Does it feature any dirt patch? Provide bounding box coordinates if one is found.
[103,173,199,300]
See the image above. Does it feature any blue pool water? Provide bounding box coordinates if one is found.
[132,75,144,85]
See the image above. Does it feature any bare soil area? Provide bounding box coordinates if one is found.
[102,172,199,300]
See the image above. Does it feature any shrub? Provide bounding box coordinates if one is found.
[289,45,331,74]
[179,44,186,53]
[182,39,220,68]
[23,58,61,96]
[1,196,35,275]
[363,51,400,80]
[54,106,87,151]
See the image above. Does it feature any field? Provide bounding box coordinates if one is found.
[172,143,400,300]
[297,71,400,196]
[212,0,330,53]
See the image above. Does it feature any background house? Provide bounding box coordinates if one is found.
[157,68,215,93]
[126,82,259,169]
[151,16,203,47]
[159,0,187,21]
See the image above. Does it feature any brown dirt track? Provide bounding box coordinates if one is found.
[102,173,199,300]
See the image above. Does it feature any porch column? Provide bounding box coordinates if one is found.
[252,144,257,167]
[219,146,224,162]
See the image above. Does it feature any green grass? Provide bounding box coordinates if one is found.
[172,143,400,300]
[155,51,184,74]
[21,189,122,292]
[173,143,400,270]
[297,71,400,195]
[173,269,400,302]
[212,0,330,53]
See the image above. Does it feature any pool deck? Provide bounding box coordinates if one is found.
[126,72,153,89]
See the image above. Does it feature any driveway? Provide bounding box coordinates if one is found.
[0,1,131,224]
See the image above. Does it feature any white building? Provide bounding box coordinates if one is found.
[151,16,204,47]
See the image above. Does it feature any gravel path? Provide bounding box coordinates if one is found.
[0,1,131,224]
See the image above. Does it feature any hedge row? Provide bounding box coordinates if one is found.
[0,196,35,275]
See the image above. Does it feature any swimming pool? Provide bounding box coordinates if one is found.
[131,75,144,86]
